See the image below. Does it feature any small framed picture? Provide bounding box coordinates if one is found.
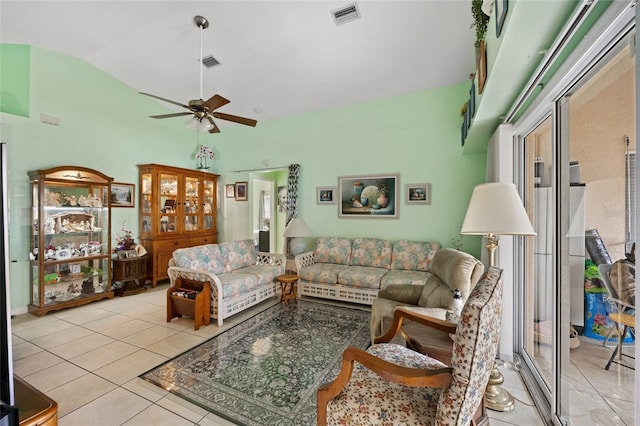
[111,182,135,208]
[317,186,336,205]
[70,264,81,274]
[496,0,508,37]
[235,181,248,201]
[225,184,235,198]
[469,80,476,119]
[405,183,431,205]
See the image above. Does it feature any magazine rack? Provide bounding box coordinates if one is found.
[167,277,211,330]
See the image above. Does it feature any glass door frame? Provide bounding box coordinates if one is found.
[510,4,636,424]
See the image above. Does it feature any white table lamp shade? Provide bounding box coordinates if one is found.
[284,218,312,256]
[461,182,536,236]
[283,218,312,238]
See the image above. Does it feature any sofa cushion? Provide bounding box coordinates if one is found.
[234,264,282,286]
[391,240,440,272]
[219,239,257,271]
[418,248,484,308]
[380,270,431,288]
[338,266,388,289]
[172,244,225,274]
[351,238,392,269]
[299,263,349,284]
[314,237,352,265]
[217,273,259,299]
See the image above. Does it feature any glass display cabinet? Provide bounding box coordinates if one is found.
[138,164,218,287]
[28,166,114,316]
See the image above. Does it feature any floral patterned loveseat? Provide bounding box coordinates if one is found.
[167,239,285,326]
[294,237,441,305]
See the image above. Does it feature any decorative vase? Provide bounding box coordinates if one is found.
[353,182,364,200]
[377,193,389,208]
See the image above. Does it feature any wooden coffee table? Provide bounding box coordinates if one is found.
[276,274,299,306]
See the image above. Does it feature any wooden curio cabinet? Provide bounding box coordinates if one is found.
[28,166,114,316]
[138,164,218,287]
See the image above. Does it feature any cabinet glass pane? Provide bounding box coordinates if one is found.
[184,176,199,232]
[141,173,152,195]
[160,215,177,233]
[40,258,109,306]
[160,173,178,234]
[203,179,215,231]
[141,172,152,233]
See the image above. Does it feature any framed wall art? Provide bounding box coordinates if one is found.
[461,119,467,146]
[496,0,508,37]
[469,80,476,119]
[235,181,248,201]
[278,186,287,212]
[317,186,336,205]
[225,184,235,198]
[338,173,399,219]
[111,182,135,208]
[476,40,487,94]
[405,183,431,205]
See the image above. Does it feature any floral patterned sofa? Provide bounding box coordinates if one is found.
[294,237,441,305]
[167,239,285,326]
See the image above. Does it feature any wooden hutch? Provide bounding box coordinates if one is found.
[138,164,218,287]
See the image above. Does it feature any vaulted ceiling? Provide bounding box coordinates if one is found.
[1,1,476,127]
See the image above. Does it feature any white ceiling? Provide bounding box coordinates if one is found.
[1,1,476,127]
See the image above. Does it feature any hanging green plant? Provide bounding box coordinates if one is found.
[471,0,490,49]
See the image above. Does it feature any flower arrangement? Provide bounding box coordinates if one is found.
[114,229,135,252]
[113,221,135,253]
[376,180,389,196]
[196,144,215,170]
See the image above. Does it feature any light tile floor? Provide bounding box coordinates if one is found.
[532,328,635,425]
[11,285,544,425]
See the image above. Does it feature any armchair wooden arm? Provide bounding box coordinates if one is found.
[317,346,453,426]
[374,306,457,344]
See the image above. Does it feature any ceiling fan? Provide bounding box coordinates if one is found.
[139,15,257,134]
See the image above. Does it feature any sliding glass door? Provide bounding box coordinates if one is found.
[514,7,636,424]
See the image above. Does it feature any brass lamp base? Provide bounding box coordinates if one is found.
[485,363,515,412]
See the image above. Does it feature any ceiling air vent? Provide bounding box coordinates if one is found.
[331,3,360,26]
[202,55,220,68]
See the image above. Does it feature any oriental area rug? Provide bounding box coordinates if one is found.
[140,300,371,425]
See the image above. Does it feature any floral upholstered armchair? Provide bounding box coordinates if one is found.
[317,267,503,426]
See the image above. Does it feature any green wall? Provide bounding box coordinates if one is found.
[1,45,486,311]
[0,44,30,117]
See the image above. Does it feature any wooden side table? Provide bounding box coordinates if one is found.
[276,274,299,306]
[112,254,150,297]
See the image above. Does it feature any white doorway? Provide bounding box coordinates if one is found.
[252,177,275,252]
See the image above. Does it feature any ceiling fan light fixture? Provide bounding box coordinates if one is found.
[186,116,213,132]
[199,119,214,132]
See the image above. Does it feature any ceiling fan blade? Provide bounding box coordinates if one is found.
[212,112,257,127]
[203,94,231,111]
[149,112,194,119]
[139,92,191,110]
[206,116,221,133]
